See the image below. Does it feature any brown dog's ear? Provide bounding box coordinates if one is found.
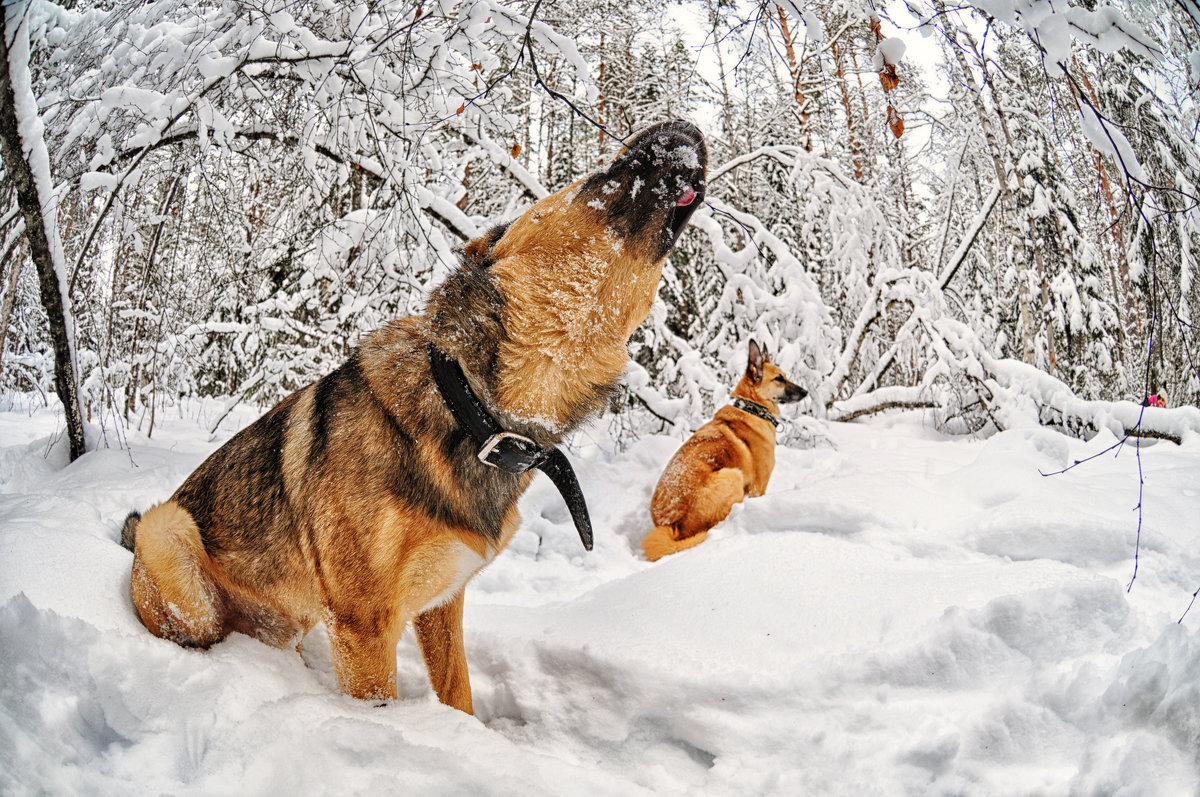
[461,222,511,268]
[747,339,764,384]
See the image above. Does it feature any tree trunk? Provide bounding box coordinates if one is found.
[932,0,1010,198]
[829,37,864,182]
[0,8,86,461]
[775,6,810,150]
[1071,57,1140,340]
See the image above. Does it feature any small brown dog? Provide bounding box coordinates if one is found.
[642,340,806,561]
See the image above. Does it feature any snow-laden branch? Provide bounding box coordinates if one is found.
[829,384,940,423]
[690,197,838,386]
[461,129,549,201]
[414,186,479,241]
[931,317,1200,443]
[822,267,941,406]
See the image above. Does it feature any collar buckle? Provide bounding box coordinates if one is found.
[477,431,544,474]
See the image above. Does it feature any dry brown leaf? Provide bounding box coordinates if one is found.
[880,63,900,93]
[456,104,465,115]
[887,105,905,138]
[511,143,522,158]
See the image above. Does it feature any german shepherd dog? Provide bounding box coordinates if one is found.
[121,121,707,711]
[641,340,805,561]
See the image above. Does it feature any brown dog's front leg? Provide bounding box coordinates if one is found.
[327,612,400,702]
[414,589,473,714]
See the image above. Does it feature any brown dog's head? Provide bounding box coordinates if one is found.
[574,120,708,261]
[462,120,708,431]
[488,119,707,280]
[734,339,807,414]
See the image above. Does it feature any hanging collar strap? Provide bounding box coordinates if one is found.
[732,396,780,428]
[427,343,593,551]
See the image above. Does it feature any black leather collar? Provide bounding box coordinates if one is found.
[427,343,593,551]
[732,396,780,427]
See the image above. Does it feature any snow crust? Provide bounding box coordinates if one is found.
[2,399,1200,793]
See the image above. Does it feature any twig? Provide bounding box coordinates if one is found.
[1037,439,1127,478]
[1127,433,1146,591]
[630,389,677,429]
[1179,585,1200,624]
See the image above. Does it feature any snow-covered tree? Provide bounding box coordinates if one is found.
[2,0,1196,451]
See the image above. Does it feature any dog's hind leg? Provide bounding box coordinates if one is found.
[129,502,225,648]
[679,467,744,536]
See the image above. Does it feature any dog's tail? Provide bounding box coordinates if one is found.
[642,525,708,562]
[120,511,142,551]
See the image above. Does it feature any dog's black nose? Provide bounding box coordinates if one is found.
[661,120,706,155]
[623,120,708,172]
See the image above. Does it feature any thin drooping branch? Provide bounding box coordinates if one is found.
[519,0,628,148]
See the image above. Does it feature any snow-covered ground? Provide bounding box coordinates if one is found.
[2,395,1199,795]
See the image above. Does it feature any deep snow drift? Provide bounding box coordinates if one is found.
[2,396,1199,795]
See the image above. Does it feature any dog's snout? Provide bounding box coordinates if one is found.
[570,120,708,260]
[622,120,708,174]
[781,381,808,403]
[659,120,707,164]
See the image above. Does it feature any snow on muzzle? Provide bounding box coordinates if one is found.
[577,120,708,259]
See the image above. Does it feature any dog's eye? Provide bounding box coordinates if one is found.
[774,376,785,383]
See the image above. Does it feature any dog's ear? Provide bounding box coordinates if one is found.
[760,341,771,363]
[746,339,763,384]
[461,222,511,268]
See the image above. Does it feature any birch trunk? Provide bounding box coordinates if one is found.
[0,6,86,460]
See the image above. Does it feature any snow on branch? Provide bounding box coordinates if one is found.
[931,317,1200,443]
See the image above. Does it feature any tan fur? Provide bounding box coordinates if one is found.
[130,502,223,647]
[490,186,667,428]
[643,342,805,561]
[641,526,709,561]
[125,121,709,710]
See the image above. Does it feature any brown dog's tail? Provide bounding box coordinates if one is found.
[642,525,708,562]
[120,511,142,551]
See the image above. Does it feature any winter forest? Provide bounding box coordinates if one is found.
[7,0,1200,792]
[2,0,1198,454]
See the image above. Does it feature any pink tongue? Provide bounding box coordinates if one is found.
[676,185,696,206]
